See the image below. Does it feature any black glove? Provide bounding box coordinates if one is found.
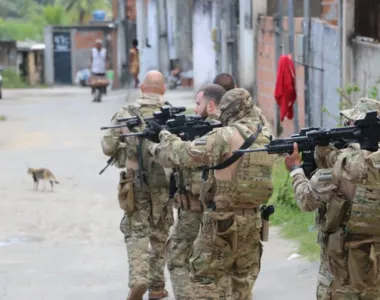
[144,121,163,143]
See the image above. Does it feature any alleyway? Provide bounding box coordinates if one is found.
[0,87,318,299]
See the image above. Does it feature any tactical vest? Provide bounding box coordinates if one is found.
[127,102,168,189]
[345,186,380,236]
[202,124,274,211]
[313,168,380,292]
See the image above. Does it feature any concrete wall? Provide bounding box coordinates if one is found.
[238,0,254,94]
[176,1,193,72]
[193,0,216,91]
[44,26,54,85]
[352,40,380,96]
[0,41,18,71]
[266,0,338,25]
[136,0,159,82]
[309,19,341,128]
[166,0,177,60]
[267,0,322,18]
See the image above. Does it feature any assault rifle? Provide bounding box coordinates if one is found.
[100,105,187,130]
[99,105,186,175]
[233,111,380,178]
[120,114,223,141]
[121,114,222,186]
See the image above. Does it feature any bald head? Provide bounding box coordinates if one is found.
[141,70,166,95]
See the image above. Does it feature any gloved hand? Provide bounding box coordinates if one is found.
[144,121,163,143]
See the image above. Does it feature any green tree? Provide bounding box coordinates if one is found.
[61,0,111,24]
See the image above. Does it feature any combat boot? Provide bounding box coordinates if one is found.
[148,288,168,299]
[127,279,148,300]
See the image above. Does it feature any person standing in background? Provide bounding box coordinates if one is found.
[129,39,140,88]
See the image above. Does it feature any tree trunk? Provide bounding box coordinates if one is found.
[79,8,85,24]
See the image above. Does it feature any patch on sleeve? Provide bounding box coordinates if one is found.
[317,169,333,182]
[194,136,207,146]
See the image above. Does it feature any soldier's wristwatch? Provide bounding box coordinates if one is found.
[291,165,302,172]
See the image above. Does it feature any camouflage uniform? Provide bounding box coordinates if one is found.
[165,113,219,300]
[149,88,275,299]
[309,98,380,299]
[253,105,273,136]
[101,93,173,299]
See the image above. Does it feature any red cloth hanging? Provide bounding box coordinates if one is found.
[274,54,297,121]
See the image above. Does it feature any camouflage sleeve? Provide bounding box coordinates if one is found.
[331,149,380,187]
[290,168,337,212]
[101,108,136,167]
[148,127,232,168]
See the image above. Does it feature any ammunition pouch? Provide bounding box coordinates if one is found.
[199,176,215,208]
[209,211,237,253]
[175,192,203,212]
[320,194,350,234]
[346,239,378,291]
[327,229,378,292]
[117,170,135,213]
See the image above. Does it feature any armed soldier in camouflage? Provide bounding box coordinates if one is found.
[166,84,225,299]
[147,88,275,299]
[286,98,380,299]
[213,73,272,133]
[101,70,173,300]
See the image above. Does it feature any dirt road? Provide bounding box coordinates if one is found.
[0,87,318,300]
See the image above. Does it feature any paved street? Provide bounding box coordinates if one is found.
[0,87,318,300]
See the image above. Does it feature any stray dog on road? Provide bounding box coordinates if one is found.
[27,168,59,192]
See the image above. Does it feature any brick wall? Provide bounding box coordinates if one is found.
[256,16,305,137]
[74,30,104,50]
[126,0,137,21]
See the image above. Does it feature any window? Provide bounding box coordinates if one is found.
[355,0,380,41]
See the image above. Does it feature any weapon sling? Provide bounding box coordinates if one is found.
[208,125,263,171]
[201,125,263,210]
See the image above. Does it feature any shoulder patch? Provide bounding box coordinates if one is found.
[317,169,333,182]
[194,136,207,146]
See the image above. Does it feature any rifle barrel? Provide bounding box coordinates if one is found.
[233,147,268,154]
[120,132,145,138]
[100,124,128,130]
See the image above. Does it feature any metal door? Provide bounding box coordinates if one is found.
[53,31,72,84]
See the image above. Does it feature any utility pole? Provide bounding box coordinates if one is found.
[157,0,170,77]
[303,0,311,127]
[274,0,283,136]
[288,0,299,133]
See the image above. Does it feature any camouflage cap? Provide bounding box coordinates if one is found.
[219,88,254,125]
[340,98,380,121]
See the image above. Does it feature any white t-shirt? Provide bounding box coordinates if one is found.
[91,48,107,74]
